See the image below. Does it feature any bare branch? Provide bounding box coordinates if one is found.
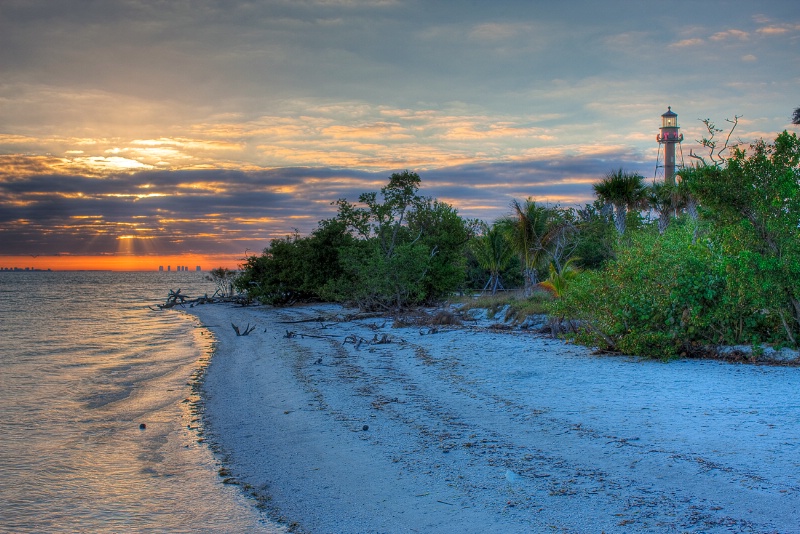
[719,115,742,159]
[692,115,741,167]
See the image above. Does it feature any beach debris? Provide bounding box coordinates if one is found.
[153,288,188,309]
[231,322,256,336]
[344,335,365,350]
[284,330,298,338]
[139,423,147,430]
[277,315,332,324]
[343,333,393,350]
[151,288,217,310]
[314,357,323,365]
[150,287,250,311]
[362,424,369,431]
[419,327,439,335]
[372,333,392,344]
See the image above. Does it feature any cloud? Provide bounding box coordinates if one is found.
[0,149,655,256]
[756,24,800,35]
[670,38,704,48]
[710,29,749,41]
[468,22,533,41]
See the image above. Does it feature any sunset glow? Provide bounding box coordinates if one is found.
[0,254,242,272]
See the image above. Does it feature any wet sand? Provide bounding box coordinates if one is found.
[192,302,800,533]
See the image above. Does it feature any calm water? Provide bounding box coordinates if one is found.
[0,271,279,533]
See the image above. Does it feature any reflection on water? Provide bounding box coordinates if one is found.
[0,271,280,533]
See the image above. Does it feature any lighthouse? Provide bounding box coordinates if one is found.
[656,106,683,186]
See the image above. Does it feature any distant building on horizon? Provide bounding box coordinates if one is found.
[159,264,200,272]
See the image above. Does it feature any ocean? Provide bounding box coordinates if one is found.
[0,271,279,533]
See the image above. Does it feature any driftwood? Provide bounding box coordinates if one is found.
[283,330,342,341]
[231,322,256,336]
[151,288,218,310]
[343,333,394,350]
[151,288,253,312]
[155,288,189,309]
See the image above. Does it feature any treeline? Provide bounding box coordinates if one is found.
[235,131,800,358]
[235,171,475,310]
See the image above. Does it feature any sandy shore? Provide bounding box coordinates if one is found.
[191,302,800,533]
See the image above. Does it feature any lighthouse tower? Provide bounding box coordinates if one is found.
[656,106,683,186]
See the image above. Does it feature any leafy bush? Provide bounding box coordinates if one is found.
[552,220,792,358]
[235,172,474,310]
[206,267,237,298]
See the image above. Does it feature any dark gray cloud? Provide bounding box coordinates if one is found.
[0,151,651,256]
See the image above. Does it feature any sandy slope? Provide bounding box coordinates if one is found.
[192,302,800,533]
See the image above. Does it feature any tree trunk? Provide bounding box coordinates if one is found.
[614,204,627,235]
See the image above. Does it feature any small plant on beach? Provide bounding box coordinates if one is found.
[537,257,581,298]
[206,267,237,298]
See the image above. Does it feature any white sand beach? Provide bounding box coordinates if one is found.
[191,302,800,533]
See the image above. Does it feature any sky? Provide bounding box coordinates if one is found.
[1,0,798,271]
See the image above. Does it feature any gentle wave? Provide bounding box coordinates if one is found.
[0,271,278,533]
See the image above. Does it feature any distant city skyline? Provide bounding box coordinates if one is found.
[1,1,798,270]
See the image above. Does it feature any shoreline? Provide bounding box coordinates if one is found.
[189,301,800,533]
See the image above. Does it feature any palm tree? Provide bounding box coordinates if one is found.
[538,256,582,298]
[592,169,647,235]
[647,182,677,234]
[470,222,514,295]
[674,174,698,220]
[504,199,567,295]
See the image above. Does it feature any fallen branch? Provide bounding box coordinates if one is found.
[371,333,392,344]
[344,335,366,350]
[231,322,256,336]
[343,333,394,350]
[152,289,220,310]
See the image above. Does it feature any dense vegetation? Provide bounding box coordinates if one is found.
[235,171,478,310]
[552,131,800,357]
[235,131,800,358]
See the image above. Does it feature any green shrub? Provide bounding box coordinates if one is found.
[235,172,474,310]
[551,216,796,358]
